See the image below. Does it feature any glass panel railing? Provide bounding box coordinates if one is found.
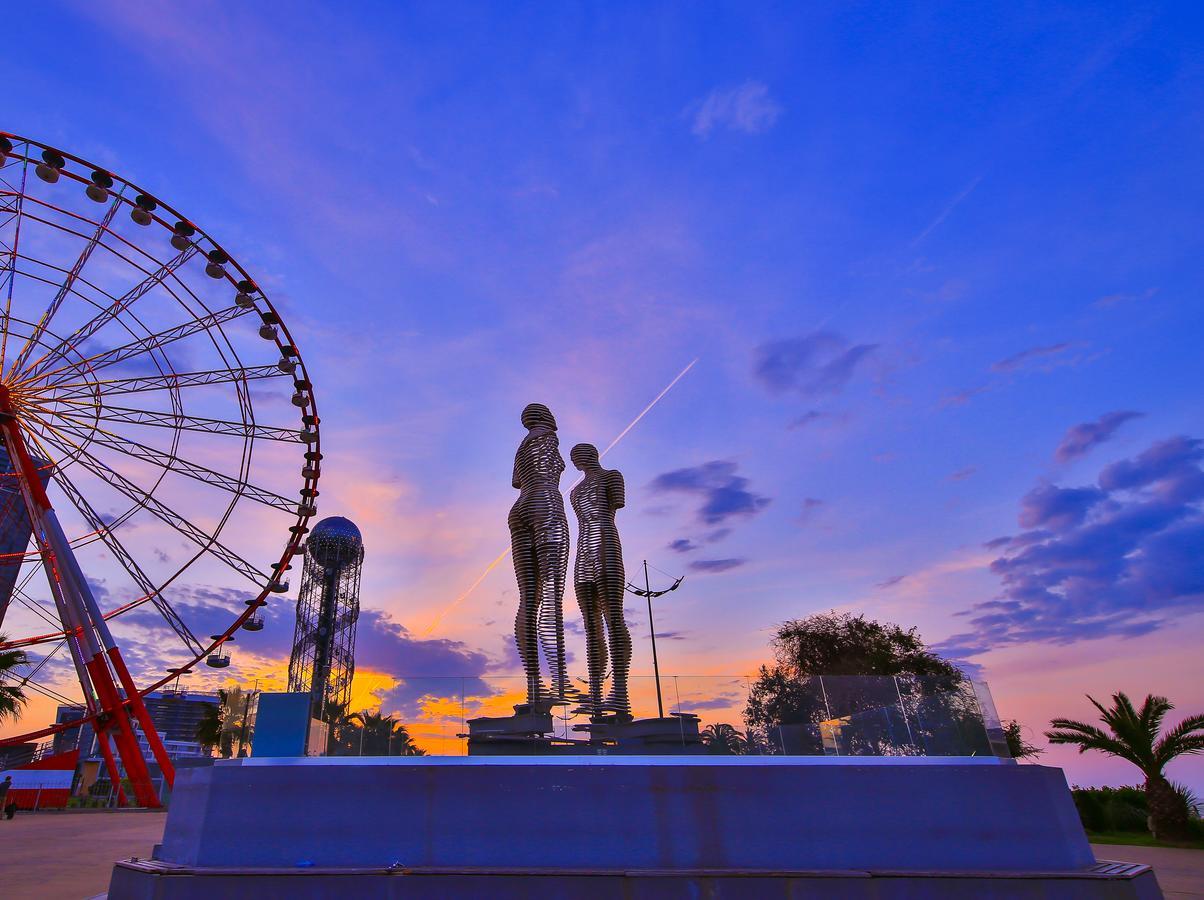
[224,675,1011,759]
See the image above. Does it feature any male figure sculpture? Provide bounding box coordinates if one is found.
[509,403,570,704]
[570,443,632,718]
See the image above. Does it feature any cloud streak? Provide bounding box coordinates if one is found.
[691,81,782,138]
[1055,411,1143,463]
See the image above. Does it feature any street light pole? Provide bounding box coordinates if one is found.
[626,561,683,721]
[644,560,664,719]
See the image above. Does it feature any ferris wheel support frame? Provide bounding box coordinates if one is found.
[0,384,169,807]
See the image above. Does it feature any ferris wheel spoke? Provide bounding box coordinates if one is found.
[6,189,127,381]
[41,416,298,513]
[12,587,60,628]
[19,245,199,384]
[67,403,305,443]
[22,303,255,389]
[50,461,205,656]
[47,364,288,403]
[33,427,270,587]
[0,154,31,374]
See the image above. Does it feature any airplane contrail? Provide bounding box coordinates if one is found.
[420,357,700,637]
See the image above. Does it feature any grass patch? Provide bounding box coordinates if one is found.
[1087,830,1204,850]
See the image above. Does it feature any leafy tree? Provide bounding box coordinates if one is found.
[757,612,963,680]
[0,635,29,724]
[1047,693,1204,841]
[195,690,226,754]
[1004,720,1043,760]
[701,723,749,755]
[744,613,972,754]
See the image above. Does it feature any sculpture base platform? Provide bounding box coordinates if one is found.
[464,699,585,755]
[573,712,706,754]
[107,756,1162,899]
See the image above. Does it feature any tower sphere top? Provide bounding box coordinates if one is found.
[306,516,363,568]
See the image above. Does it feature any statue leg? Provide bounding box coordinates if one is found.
[510,524,543,704]
[576,583,607,716]
[536,540,569,700]
[602,570,632,717]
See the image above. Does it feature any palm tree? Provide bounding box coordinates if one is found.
[0,635,29,724]
[350,710,427,756]
[701,723,749,755]
[1046,693,1204,841]
[391,724,427,757]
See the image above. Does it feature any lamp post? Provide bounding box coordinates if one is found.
[626,561,683,720]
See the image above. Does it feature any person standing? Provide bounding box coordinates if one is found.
[0,775,12,819]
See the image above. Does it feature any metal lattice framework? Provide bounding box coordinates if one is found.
[0,132,321,802]
[287,516,363,719]
[569,443,632,719]
[508,403,570,705]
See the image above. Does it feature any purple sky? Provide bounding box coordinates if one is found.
[2,2,1202,789]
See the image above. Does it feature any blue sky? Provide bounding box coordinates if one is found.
[3,2,1203,787]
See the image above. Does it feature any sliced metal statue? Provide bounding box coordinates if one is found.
[570,443,632,718]
[509,403,570,704]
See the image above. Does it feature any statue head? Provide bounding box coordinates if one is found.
[521,403,557,431]
[570,443,600,470]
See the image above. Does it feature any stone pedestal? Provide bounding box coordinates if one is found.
[106,756,1162,898]
[574,712,706,754]
[465,699,586,755]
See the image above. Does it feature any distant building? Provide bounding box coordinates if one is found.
[52,689,220,763]
[52,705,88,756]
[0,743,37,768]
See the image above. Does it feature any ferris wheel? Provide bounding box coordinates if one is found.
[0,132,320,805]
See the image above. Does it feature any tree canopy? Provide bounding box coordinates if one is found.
[744,612,972,754]
[763,612,962,680]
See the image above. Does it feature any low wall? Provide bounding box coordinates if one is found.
[157,756,1094,872]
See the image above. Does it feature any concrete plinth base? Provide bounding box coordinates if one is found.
[110,859,1162,899]
[107,756,1161,899]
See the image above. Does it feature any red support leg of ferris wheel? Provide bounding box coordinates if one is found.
[0,386,169,808]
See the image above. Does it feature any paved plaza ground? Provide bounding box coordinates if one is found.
[1,809,1202,899]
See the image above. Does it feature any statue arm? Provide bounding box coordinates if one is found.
[607,470,626,511]
[512,447,522,489]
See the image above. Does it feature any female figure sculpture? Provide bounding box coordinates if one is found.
[509,403,570,704]
[570,443,632,718]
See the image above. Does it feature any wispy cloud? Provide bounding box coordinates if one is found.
[1055,411,1143,463]
[649,461,772,526]
[797,497,824,526]
[991,342,1075,374]
[690,81,782,138]
[943,342,1086,408]
[689,558,747,574]
[788,410,851,431]
[754,331,877,398]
